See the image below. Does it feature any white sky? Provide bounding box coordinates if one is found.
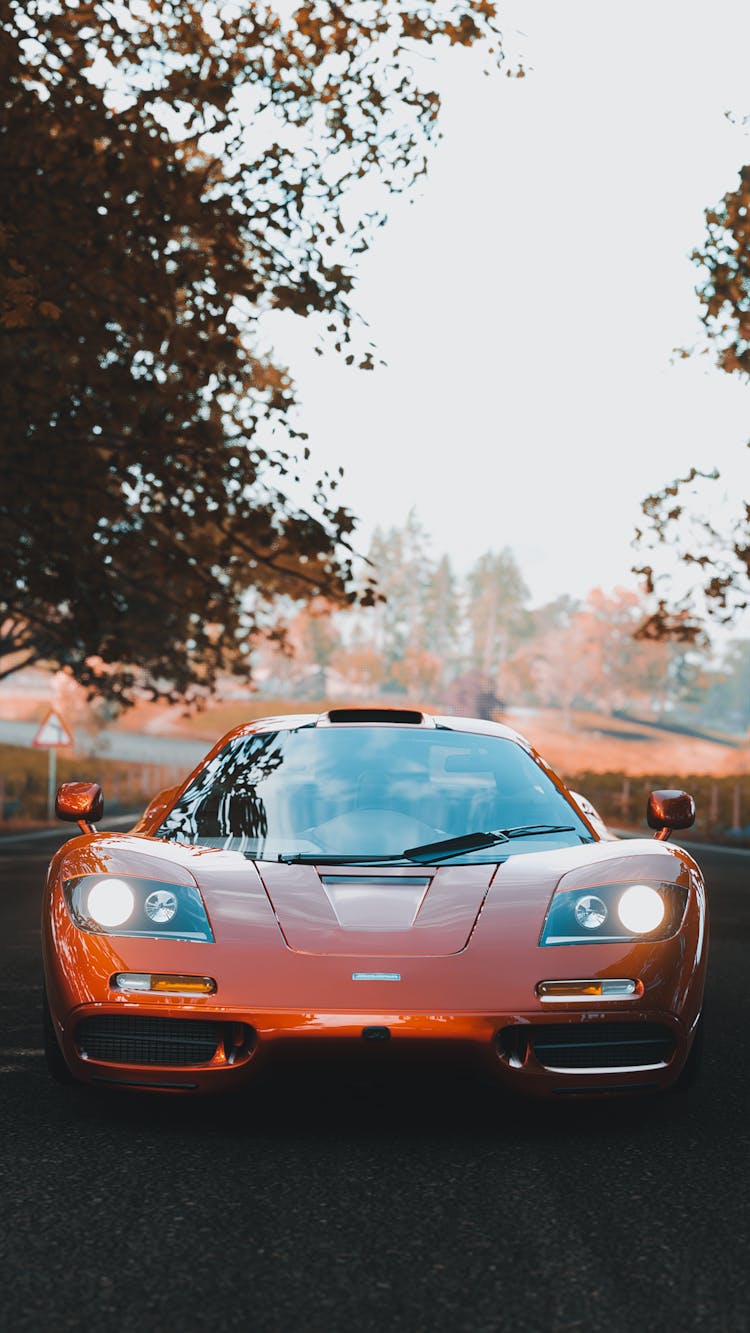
[265,1,750,609]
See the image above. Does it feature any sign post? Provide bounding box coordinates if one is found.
[32,710,74,821]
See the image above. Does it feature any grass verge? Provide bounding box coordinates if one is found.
[0,744,186,829]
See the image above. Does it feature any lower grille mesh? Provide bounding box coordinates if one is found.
[499,1022,675,1070]
[76,1015,220,1066]
[530,1022,674,1069]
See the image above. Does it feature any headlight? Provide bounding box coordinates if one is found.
[145,890,178,924]
[574,895,608,930]
[87,878,135,929]
[540,881,687,946]
[617,885,665,934]
[63,876,213,942]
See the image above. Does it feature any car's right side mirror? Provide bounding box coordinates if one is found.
[647,789,695,841]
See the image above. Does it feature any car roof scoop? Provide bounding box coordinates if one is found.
[319,708,434,726]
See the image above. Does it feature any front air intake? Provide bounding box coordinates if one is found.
[76,1016,221,1066]
[498,1022,675,1072]
[324,708,427,725]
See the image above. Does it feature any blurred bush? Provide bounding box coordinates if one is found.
[0,745,185,826]
[566,770,750,846]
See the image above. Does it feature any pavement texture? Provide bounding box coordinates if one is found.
[1,831,748,1333]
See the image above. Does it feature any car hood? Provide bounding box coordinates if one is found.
[255,861,495,956]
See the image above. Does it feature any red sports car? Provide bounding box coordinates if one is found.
[42,707,707,1096]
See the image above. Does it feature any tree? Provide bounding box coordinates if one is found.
[366,511,436,674]
[284,596,341,695]
[502,594,577,708]
[422,554,461,667]
[465,548,529,680]
[528,587,675,723]
[700,638,750,733]
[635,166,750,638]
[0,0,506,704]
[390,646,444,696]
[328,636,388,695]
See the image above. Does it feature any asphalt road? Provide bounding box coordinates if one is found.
[1,831,748,1333]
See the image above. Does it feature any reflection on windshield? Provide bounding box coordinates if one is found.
[157,727,592,862]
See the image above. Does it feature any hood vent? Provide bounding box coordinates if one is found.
[321,708,431,726]
[321,875,430,931]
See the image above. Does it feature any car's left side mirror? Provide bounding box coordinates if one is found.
[55,782,104,834]
[647,789,695,841]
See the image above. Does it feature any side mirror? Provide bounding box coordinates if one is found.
[55,782,104,834]
[647,789,695,841]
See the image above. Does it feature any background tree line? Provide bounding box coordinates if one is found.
[253,510,750,735]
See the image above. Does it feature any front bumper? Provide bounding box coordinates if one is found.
[53,1000,696,1097]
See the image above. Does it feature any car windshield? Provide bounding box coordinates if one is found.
[157,726,594,863]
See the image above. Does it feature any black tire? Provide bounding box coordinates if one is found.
[42,987,74,1085]
[670,1013,704,1094]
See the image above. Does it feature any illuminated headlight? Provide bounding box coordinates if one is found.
[617,885,665,934]
[63,875,213,942]
[540,881,687,945]
[87,878,135,929]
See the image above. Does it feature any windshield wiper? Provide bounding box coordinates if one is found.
[500,823,578,839]
[275,852,410,865]
[403,825,577,864]
[275,825,580,866]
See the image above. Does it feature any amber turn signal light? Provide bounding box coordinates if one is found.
[111,973,217,995]
[536,979,642,1001]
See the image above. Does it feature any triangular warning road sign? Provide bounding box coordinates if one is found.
[32,709,74,748]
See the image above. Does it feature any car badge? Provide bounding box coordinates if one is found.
[352,972,401,981]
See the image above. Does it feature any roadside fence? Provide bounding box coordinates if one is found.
[0,744,188,826]
[566,770,750,847]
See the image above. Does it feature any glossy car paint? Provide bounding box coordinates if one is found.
[55,780,103,828]
[42,713,708,1097]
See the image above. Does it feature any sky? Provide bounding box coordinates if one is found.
[263,0,750,613]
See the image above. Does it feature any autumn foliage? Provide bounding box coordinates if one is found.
[0,0,505,704]
[636,166,750,636]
